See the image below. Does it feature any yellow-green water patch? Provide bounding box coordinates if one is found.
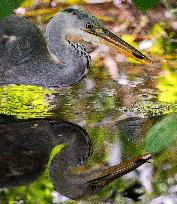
[0,85,55,119]
[158,67,177,103]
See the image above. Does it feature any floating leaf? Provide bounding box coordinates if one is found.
[144,113,177,153]
[132,0,160,12]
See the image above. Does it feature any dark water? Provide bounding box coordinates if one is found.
[0,60,177,203]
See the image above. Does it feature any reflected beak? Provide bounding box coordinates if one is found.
[85,28,151,65]
[87,153,152,190]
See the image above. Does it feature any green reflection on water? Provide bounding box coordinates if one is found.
[0,85,54,119]
[158,66,177,103]
[145,113,177,153]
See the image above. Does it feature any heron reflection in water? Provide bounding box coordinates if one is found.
[0,116,151,200]
[0,9,150,88]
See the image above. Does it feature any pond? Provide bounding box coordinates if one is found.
[1,59,177,203]
[0,1,177,204]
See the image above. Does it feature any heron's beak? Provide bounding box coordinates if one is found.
[87,153,152,190]
[85,28,151,65]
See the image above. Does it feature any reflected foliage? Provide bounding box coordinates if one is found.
[0,172,53,204]
[0,85,54,119]
[132,0,160,12]
[144,113,177,153]
[158,67,177,103]
[0,0,24,20]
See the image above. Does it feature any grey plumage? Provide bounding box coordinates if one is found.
[0,10,91,87]
[0,8,149,88]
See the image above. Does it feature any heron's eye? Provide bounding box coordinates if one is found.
[88,184,97,191]
[86,23,94,29]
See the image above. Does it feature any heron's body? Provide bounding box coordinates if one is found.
[0,8,149,88]
[0,116,151,199]
[0,14,89,87]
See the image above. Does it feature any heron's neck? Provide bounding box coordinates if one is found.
[49,122,91,169]
[45,12,90,86]
[49,122,92,199]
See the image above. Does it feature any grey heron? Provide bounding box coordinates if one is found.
[0,8,150,88]
[0,117,151,200]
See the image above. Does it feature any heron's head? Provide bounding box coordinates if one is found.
[65,153,152,199]
[61,8,151,64]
